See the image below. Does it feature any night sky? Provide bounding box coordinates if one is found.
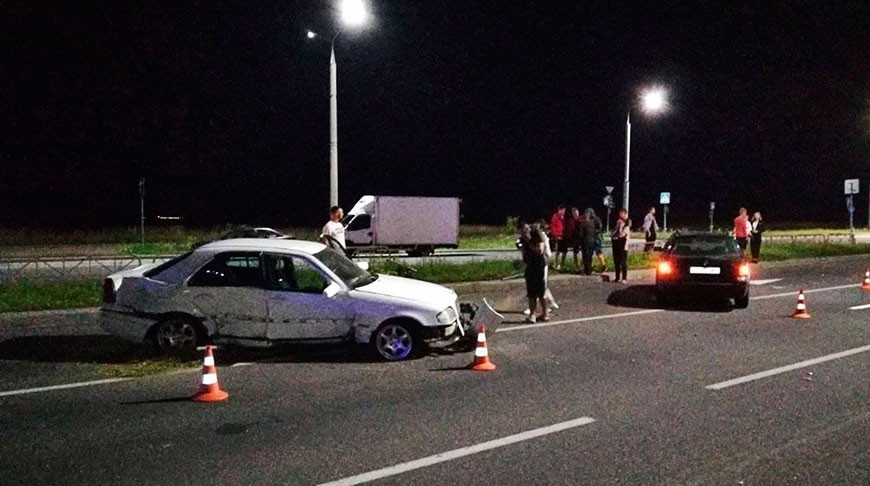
[3,1,870,229]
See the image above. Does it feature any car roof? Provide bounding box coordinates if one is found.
[197,238,326,254]
[671,231,731,238]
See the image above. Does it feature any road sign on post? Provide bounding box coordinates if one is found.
[138,178,145,245]
[605,186,614,194]
[709,202,716,232]
[844,179,859,195]
[660,192,670,232]
[603,194,615,233]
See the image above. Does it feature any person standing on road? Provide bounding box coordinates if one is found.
[733,207,750,257]
[519,221,559,317]
[521,222,550,323]
[559,207,577,270]
[611,208,631,283]
[578,208,597,275]
[642,206,660,252]
[588,208,607,272]
[549,205,566,268]
[321,205,346,251]
[749,212,765,263]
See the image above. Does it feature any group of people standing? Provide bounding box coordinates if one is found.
[733,207,765,262]
[549,206,608,275]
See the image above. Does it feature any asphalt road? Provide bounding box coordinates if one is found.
[1,256,869,485]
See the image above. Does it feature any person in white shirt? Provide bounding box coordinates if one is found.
[642,206,660,252]
[321,206,346,251]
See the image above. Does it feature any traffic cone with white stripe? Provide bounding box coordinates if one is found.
[192,345,229,402]
[862,269,870,291]
[791,288,811,319]
[468,325,496,371]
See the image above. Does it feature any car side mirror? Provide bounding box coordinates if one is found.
[356,260,370,271]
[323,282,342,299]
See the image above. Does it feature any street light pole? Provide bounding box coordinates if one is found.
[310,0,369,209]
[329,41,339,208]
[623,112,631,212]
[623,86,668,216]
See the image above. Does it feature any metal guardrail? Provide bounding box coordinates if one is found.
[0,255,173,284]
[762,233,856,245]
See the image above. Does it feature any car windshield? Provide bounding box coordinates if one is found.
[312,247,376,289]
[671,236,740,256]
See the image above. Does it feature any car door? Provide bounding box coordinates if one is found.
[186,252,269,342]
[263,253,354,340]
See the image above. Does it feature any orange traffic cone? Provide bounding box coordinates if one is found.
[791,288,811,319]
[862,269,870,291]
[192,345,229,402]
[468,325,497,371]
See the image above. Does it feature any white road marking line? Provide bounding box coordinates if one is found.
[750,278,782,286]
[748,283,858,301]
[500,284,859,333]
[0,378,132,398]
[316,416,596,486]
[498,309,663,333]
[230,362,254,367]
[705,344,870,390]
[849,304,870,311]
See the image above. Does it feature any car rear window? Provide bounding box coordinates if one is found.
[143,251,194,279]
[672,236,740,256]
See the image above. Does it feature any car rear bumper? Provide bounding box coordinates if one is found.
[656,281,748,298]
[100,308,154,343]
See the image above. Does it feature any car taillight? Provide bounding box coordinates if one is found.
[657,261,673,275]
[737,263,750,278]
[102,278,116,304]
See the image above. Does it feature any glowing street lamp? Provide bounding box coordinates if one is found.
[623,86,669,213]
[307,0,370,208]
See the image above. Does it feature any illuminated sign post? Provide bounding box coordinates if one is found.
[659,192,670,232]
[845,179,859,236]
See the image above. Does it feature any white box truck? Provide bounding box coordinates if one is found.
[342,196,460,256]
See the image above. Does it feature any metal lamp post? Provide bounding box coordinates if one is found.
[308,0,369,209]
[623,87,668,214]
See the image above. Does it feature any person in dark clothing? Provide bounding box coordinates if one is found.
[588,208,607,272]
[749,212,765,263]
[578,209,597,275]
[611,208,631,283]
[561,207,579,270]
[520,223,549,323]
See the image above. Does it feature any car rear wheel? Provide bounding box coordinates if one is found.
[372,321,418,361]
[733,293,750,309]
[655,288,670,308]
[152,318,201,353]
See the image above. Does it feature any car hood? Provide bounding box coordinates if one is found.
[354,274,456,306]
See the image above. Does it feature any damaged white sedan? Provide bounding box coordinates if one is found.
[100,239,463,361]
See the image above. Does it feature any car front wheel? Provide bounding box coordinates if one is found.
[372,321,418,361]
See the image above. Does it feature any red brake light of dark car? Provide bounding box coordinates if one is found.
[736,262,750,280]
[102,278,116,304]
[657,260,674,275]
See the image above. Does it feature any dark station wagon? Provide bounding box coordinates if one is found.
[655,231,751,308]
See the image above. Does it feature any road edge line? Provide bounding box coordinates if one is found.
[316,416,596,486]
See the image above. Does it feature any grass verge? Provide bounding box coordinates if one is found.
[0,280,102,313]
[3,243,869,313]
